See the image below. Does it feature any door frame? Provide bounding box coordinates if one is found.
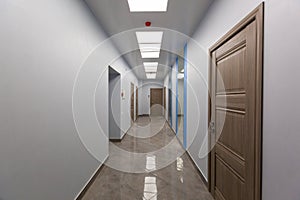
[136,86,138,120]
[208,3,264,200]
[175,57,179,134]
[150,88,164,116]
[168,88,172,126]
[130,82,135,123]
[183,43,187,149]
[163,87,166,117]
[175,45,188,149]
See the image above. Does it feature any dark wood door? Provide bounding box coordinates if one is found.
[130,83,134,123]
[209,5,263,200]
[150,88,163,116]
[168,89,172,122]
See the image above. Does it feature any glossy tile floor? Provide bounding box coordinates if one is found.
[177,115,184,145]
[81,116,213,200]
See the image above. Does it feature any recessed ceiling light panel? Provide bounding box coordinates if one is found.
[145,67,158,73]
[144,62,158,73]
[146,73,157,79]
[136,32,163,44]
[127,0,169,12]
[141,51,160,58]
[139,43,161,52]
[144,62,159,67]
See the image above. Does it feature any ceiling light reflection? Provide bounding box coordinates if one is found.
[146,155,157,171]
[176,157,183,171]
[143,177,158,200]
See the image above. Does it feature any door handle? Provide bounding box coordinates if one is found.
[209,121,215,133]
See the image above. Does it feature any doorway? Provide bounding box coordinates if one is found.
[109,67,121,140]
[130,83,135,123]
[168,88,172,124]
[209,4,263,200]
[150,88,163,116]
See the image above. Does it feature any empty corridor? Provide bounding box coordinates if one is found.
[81,117,213,200]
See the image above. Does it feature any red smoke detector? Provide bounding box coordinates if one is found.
[145,21,152,27]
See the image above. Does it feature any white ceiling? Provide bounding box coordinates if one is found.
[84,0,214,80]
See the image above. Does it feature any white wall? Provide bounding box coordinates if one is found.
[262,1,300,199]
[186,0,300,199]
[109,59,138,138]
[0,0,137,199]
[138,80,164,116]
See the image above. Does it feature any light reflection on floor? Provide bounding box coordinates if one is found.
[146,155,157,171]
[81,117,213,200]
[143,177,158,200]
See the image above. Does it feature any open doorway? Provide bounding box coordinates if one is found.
[109,66,121,140]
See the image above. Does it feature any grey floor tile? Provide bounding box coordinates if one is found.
[81,116,213,200]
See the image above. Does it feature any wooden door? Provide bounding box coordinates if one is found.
[209,4,263,200]
[168,89,172,122]
[150,88,163,116]
[130,83,134,123]
[136,86,138,120]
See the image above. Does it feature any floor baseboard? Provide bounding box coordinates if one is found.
[186,151,209,188]
[138,114,150,117]
[75,156,108,200]
[109,138,122,142]
[109,127,129,142]
[165,120,209,188]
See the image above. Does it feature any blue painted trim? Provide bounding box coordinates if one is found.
[183,43,188,149]
[175,57,179,135]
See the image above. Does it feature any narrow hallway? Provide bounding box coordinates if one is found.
[81,117,213,200]
[1,0,300,200]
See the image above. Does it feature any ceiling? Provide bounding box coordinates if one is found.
[84,0,214,80]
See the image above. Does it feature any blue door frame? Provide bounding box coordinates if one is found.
[183,44,187,149]
[176,44,187,149]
